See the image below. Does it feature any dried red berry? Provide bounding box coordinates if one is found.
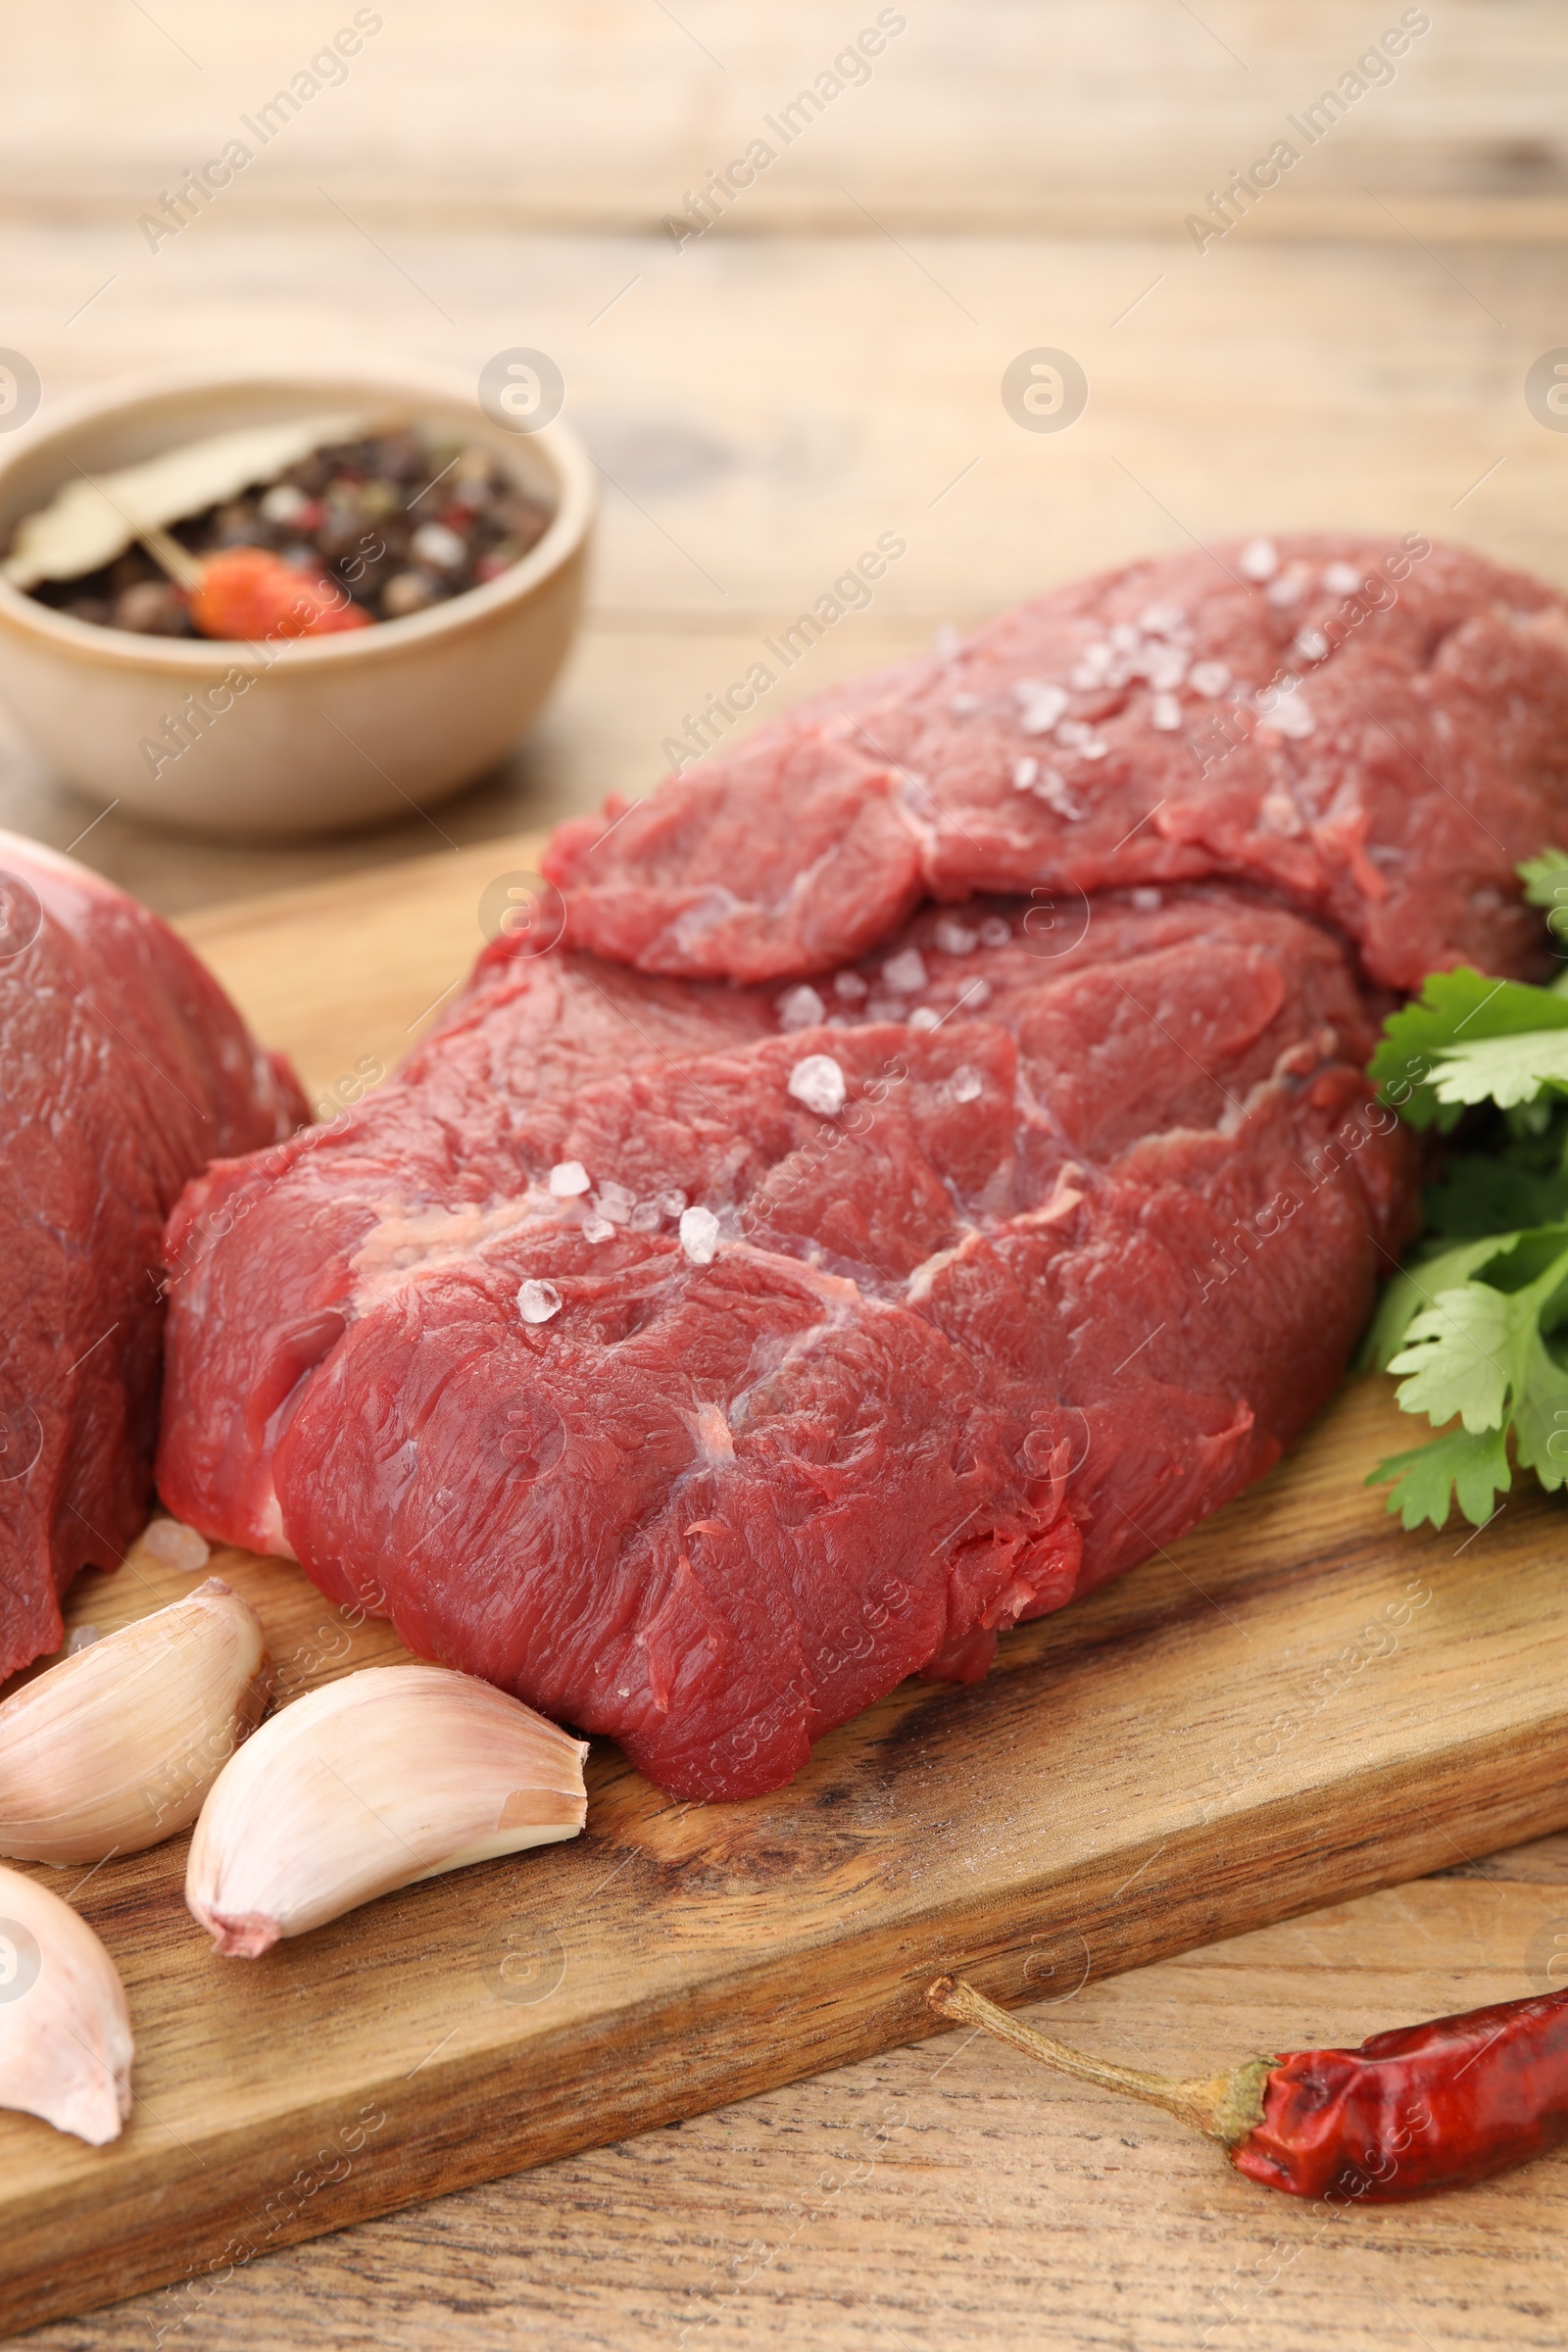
[189,548,370,642]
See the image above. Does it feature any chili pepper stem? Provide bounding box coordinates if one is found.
[928,1976,1273,2147]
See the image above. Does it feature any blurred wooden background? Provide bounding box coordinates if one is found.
[1,1,1565,912]
[5,5,1568,2344]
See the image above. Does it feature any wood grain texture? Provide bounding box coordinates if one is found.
[21,1860,1568,2352]
[0,2,1562,234]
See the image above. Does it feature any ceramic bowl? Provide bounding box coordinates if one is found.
[0,360,595,839]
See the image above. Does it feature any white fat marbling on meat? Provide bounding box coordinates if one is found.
[351,1194,555,1299]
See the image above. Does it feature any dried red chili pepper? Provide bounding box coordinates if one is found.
[189,547,370,642]
[929,1975,1568,2202]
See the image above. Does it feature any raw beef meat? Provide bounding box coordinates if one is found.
[542,536,1568,993]
[0,834,305,1680]
[158,887,1416,1798]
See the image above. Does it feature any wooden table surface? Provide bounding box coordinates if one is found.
[5,5,1568,2342]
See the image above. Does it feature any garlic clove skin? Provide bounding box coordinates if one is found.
[185,1663,588,1956]
[0,1863,133,2143]
[0,1580,270,1866]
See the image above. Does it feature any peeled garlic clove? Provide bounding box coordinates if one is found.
[186,1663,588,1956]
[0,1579,270,1865]
[0,1863,133,2143]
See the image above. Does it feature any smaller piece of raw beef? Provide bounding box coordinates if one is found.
[542,536,1568,992]
[157,888,1416,1799]
[0,835,305,1679]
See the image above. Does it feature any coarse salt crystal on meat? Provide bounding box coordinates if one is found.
[1036,770,1083,819]
[777,984,825,1032]
[678,1204,720,1264]
[787,1054,848,1115]
[1015,683,1068,734]
[1146,644,1189,691]
[881,948,928,996]
[517,1279,563,1325]
[1264,691,1315,739]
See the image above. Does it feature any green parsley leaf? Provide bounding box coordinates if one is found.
[1359,1231,1528,1372]
[1519,847,1568,917]
[1386,1282,1519,1430]
[1430,1030,1568,1110]
[1367,1423,1511,1532]
[1367,1226,1568,1524]
[1386,1232,1568,1430]
[1392,1289,1523,1430]
[1508,1325,1568,1494]
[1368,968,1568,1131]
[1365,878,1568,1531]
[1516,853,1568,991]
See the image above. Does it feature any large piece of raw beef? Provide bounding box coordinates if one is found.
[159,885,1416,1797]
[156,534,1568,1800]
[0,834,305,1680]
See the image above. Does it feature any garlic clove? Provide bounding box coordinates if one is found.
[0,1580,270,1865]
[185,1663,588,1956]
[0,1863,133,2143]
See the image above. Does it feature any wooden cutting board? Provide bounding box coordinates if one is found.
[6,835,1568,2338]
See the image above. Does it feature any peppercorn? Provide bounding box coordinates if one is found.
[113,580,190,636]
